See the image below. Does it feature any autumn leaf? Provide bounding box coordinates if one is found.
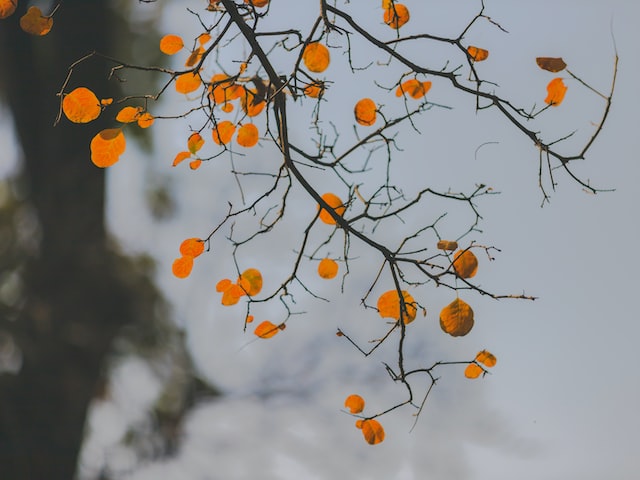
[116,106,143,123]
[464,363,483,379]
[62,87,101,124]
[395,79,432,99]
[160,34,184,55]
[216,278,232,292]
[475,350,497,367]
[467,46,489,62]
[245,0,269,7]
[452,249,478,278]
[236,123,259,147]
[212,120,236,145]
[198,33,211,45]
[304,82,324,98]
[354,98,377,126]
[545,77,567,106]
[172,256,194,278]
[377,289,417,324]
[439,297,474,337]
[240,91,266,117]
[90,128,126,168]
[383,3,410,29]
[187,132,204,154]
[137,112,154,128]
[318,258,339,279]
[254,320,281,338]
[221,283,244,305]
[172,151,191,167]
[437,240,458,251]
[318,192,346,225]
[185,47,204,68]
[344,394,365,414]
[189,159,202,170]
[0,0,17,19]
[179,238,205,258]
[238,268,263,296]
[20,6,53,36]
[175,71,202,94]
[536,57,567,73]
[303,42,330,73]
[360,419,385,445]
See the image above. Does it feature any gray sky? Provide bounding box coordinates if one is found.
[73,1,640,479]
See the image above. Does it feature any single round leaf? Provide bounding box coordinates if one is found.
[238,268,263,296]
[63,87,101,124]
[254,320,279,339]
[361,419,385,445]
[160,34,184,55]
[236,123,259,147]
[172,256,194,278]
[318,192,346,225]
[383,3,410,29]
[452,249,478,278]
[439,297,474,337]
[318,258,339,279]
[304,82,324,98]
[377,289,417,324]
[354,98,377,126]
[464,363,483,379]
[212,120,236,145]
[344,394,365,414]
[90,128,126,168]
[303,42,330,73]
[187,132,205,154]
[175,71,202,94]
[137,112,154,128]
[179,238,205,258]
[116,106,143,123]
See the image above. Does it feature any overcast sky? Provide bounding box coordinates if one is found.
[66,1,640,479]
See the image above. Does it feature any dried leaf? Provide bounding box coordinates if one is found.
[453,249,478,278]
[20,6,53,36]
[437,240,458,251]
[0,0,17,19]
[439,297,474,337]
[536,57,567,73]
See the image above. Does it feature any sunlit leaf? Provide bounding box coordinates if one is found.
[236,123,259,147]
[187,132,204,154]
[137,112,154,128]
[467,46,489,62]
[383,3,410,29]
[180,238,205,258]
[212,120,236,145]
[0,0,17,19]
[395,79,432,99]
[354,98,377,126]
[464,363,483,379]
[318,192,346,225]
[360,419,385,445]
[437,240,458,251]
[439,297,474,337]
[116,106,143,123]
[344,394,365,414]
[172,151,191,167]
[536,57,567,73]
[172,256,194,278]
[90,128,126,168]
[545,77,567,106]
[318,258,339,279]
[20,6,53,36]
[254,320,280,338]
[238,268,263,296]
[377,289,417,324]
[452,249,478,278]
[160,34,184,55]
[475,349,497,367]
[175,71,202,94]
[303,42,330,73]
[62,87,101,124]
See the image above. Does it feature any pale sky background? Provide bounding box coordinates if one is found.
[8,1,636,479]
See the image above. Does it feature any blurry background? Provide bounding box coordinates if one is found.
[1,1,638,479]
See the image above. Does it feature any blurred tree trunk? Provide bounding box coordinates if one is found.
[0,2,138,479]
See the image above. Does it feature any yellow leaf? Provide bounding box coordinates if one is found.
[377,289,417,324]
[172,256,194,278]
[536,57,567,73]
[354,98,377,126]
[0,0,17,19]
[452,249,478,278]
[383,3,410,29]
[90,128,126,168]
[175,72,202,94]
[179,238,205,258]
[344,394,365,414]
[318,192,346,225]
[464,363,483,379]
[160,34,184,55]
[20,6,53,36]
[303,42,330,73]
[237,268,263,296]
[437,240,458,251]
[187,132,204,154]
[318,258,339,279]
[475,350,497,367]
[361,419,385,445]
[545,77,567,106]
[467,46,489,62]
[439,297,474,337]
[62,87,101,124]
[115,106,143,123]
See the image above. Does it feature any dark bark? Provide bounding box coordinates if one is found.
[0,3,138,479]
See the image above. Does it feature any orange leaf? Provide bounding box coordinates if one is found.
[172,256,194,278]
[100,98,113,107]
[115,106,143,123]
[212,120,236,145]
[383,3,410,29]
[467,46,489,62]
[304,82,324,98]
[180,238,205,258]
[318,192,346,225]
[216,278,232,292]
[303,42,330,73]
[344,394,365,414]
[20,6,53,36]
[221,283,245,306]
[452,249,478,278]
[354,98,377,126]
[245,314,254,324]
[160,34,184,55]
[318,258,339,279]
[545,77,567,106]
[236,123,259,147]
[90,128,126,168]
[189,159,202,170]
[437,240,458,251]
[137,112,154,128]
[254,320,279,339]
[396,79,431,99]
[245,0,269,6]
[475,350,497,367]
[536,57,567,73]
[0,0,17,19]
[62,87,101,124]
[187,132,205,154]
[377,289,417,324]
[361,419,385,445]
[172,151,191,167]
[439,297,474,337]
[175,72,202,94]
[240,91,266,117]
[464,363,483,379]
[237,268,263,296]
[198,33,212,45]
